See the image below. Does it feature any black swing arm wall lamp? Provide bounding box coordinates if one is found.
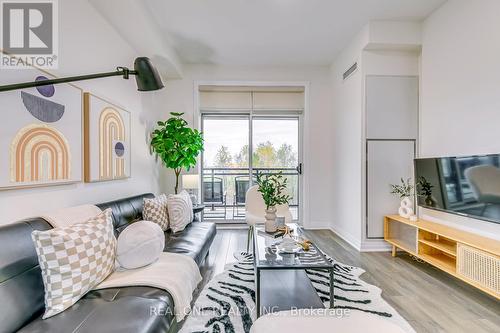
[0,57,164,93]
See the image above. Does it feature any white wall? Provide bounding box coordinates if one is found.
[420,0,500,240]
[156,64,334,229]
[0,0,165,224]
[328,27,369,249]
[361,50,420,251]
[329,22,421,250]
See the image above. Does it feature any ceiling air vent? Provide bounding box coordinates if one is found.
[343,62,358,81]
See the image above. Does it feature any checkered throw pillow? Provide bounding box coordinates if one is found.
[143,194,169,231]
[32,208,117,319]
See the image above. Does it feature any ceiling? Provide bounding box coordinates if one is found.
[143,0,446,66]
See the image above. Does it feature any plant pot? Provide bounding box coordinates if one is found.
[265,207,277,233]
[424,196,435,207]
[398,196,414,218]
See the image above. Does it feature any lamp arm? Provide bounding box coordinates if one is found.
[0,67,136,93]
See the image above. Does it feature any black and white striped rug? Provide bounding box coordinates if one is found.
[180,251,414,333]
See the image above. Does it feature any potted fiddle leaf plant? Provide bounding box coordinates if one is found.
[150,112,204,194]
[256,171,292,233]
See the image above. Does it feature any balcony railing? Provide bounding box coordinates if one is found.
[202,167,299,222]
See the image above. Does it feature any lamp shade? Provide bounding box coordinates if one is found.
[182,174,199,189]
[133,57,164,91]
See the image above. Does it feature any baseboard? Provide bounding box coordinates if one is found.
[328,225,362,251]
[360,239,392,252]
[302,220,331,230]
[302,222,362,251]
[302,222,390,252]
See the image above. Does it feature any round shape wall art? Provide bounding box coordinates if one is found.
[35,76,55,97]
[114,141,125,157]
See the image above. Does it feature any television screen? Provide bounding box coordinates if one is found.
[414,154,500,224]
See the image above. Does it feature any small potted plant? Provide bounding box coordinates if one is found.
[390,178,414,218]
[256,171,292,233]
[417,176,435,207]
[150,112,204,194]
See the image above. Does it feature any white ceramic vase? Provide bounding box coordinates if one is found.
[398,196,414,218]
[265,206,277,233]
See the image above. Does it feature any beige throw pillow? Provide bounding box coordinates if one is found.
[32,208,117,319]
[167,190,193,233]
[143,194,169,231]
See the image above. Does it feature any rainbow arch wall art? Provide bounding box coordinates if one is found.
[84,92,131,182]
[0,53,83,190]
[10,124,71,183]
[99,107,125,179]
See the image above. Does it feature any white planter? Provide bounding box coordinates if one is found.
[398,196,414,218]
[265,207,277,233]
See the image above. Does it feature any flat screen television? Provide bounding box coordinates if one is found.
[414,154,500,224]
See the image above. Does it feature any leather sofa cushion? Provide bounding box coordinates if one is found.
[164,221,216,266]
[0,218,52,333]
[97,193,155,236]
[18,287,175,333]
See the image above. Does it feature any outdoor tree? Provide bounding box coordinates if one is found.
[232,142,297,168]
[235,144,249,167]
[214,145,233,167]
[276,143,297,167]
[253,141,277,167]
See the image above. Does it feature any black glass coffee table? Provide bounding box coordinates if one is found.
[252,224,334,317]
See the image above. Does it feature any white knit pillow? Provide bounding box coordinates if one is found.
[143,194,169,231]
[167,190,193,233]
[31,209,116,319]
[116,221,165,269]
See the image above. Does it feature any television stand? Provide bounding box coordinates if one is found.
[384,215,500,299]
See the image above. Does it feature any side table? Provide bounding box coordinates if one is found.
[193,204,205,222]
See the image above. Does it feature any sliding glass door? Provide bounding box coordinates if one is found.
[201,114,301,223]
[251,117,299,219]
[202,115,250,221]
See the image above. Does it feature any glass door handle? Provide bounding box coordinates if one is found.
[296,163,302,175]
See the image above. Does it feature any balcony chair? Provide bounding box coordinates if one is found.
[233,176,256,218]
[203,176,227,219]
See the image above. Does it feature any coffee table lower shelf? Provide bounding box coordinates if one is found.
[256,269,327,317]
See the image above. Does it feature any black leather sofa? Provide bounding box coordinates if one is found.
[0,193,216,333]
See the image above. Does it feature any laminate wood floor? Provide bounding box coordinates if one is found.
[197,227,500,333]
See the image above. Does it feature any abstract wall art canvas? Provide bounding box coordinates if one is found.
[0,53,83,190]
[84,93,131,182]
